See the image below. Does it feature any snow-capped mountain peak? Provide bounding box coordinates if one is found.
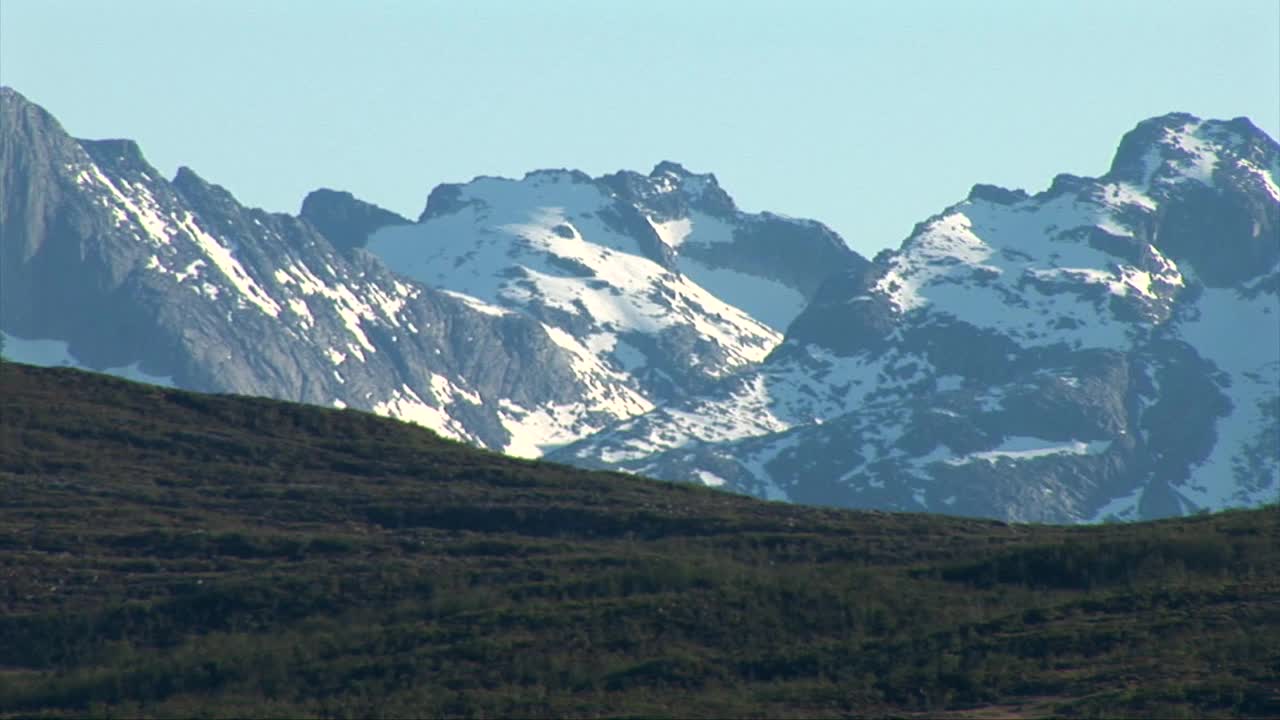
[555,113,1280,523]
[5,85,1274,524]
[367,162,866,404]
[3,86,863,462]
[1,87,638,455]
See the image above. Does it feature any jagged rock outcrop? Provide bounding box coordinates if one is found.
[299,188,410,254]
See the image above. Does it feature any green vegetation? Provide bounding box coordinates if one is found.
[1,363,1277,718]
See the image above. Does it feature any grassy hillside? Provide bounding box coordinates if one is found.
[0,362,1277,718]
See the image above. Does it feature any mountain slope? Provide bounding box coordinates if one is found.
[1,87,861,459]
[555,114,1280,523]
[0,90,637,454]
[2,363,1277,718]
[366,162,864,404]
[5,85,1275,522]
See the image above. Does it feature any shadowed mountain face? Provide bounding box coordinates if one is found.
[3,84,1276,522]
[554,115,1280,523]
[1,363,1277,718]
[298,187,411,254]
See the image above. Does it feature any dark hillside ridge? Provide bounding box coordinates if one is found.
[1,362,1277,718]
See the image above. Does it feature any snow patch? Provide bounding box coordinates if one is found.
[692,469,727,488]
[648,216,692,247]
[372,385,475,443]
[439,289,513,317]
[84,165,174,245]
[1176,281,1280,509]
[429,372,482,406]
[679,261,805,332]
[176,213,281,318]
[945,437,1112,465]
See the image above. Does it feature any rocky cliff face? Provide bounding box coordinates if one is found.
[299,188,411,254]
[553,114,1280,523]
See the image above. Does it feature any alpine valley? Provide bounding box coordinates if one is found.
[3,86,1277,523]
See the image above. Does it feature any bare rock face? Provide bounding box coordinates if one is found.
[299,188,411,254]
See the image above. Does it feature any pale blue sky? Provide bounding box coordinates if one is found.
[3,0,1277,258]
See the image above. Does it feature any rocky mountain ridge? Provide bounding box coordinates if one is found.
[0,86,857,459]
[3,85,1276,521]
[1,87,620,451]
[363,161,864,453]
[553,113,1280,522]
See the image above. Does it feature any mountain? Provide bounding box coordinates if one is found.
[4,85,1276,523]
[298,187,412,254]
[0,87,856,457]
[363,163,864,450]
[0,86,607,453]
[3,362,1277,718]
[554,113,1280,523]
